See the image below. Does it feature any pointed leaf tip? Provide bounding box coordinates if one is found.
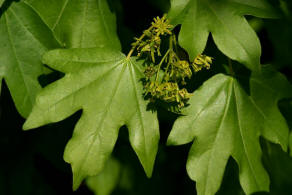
[73,178,82,191]
[22,115,40,131]
[26,48,160,191]
[168,74,272,195]
[144,164,154,178]
[169,0,278,70]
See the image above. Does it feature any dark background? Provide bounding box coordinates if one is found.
[1,0,292,194]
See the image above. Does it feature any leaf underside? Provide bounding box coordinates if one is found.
[23,47,159,190]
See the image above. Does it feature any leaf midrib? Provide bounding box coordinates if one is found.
[76,60,128,178]
[233,82,261,189]
[204,0,253,64]
[23,1,63,46]
[4,12,34,107]
[45,59,124,112]
[52,0,69,30]
[249,97,287,148]
[250,78,287,147]
[9,8,47,53]
[128,60,148,166]
[79,0,89,48]
[97,0,115,47]
[202,79,233,195]
[188,79,228,135]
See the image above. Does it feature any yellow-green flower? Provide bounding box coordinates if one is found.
[192,54,213,72]
[152,15,173,35]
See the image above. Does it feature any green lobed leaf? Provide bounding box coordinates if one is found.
[168,0,280,71]
[86,157,121,195]
[23,47,159,190]
[25,0,121,49]
[0,0,4,8]
[167,70,292,195]
[0,1,60,117]
[168,74,268,195]
[250,66,292,151]
[0,0,121,118]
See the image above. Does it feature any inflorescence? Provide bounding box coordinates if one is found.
[128,15,213,110]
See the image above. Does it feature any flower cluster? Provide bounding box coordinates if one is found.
[164,50,192,85]
[144,81,191,108]
[192,54,213,72]
[128,15,213,110]
[131,15,173,62]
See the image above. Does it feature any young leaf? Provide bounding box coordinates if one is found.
[250,67,292,151]
[25,0,121,49]
[86,157,121,195]
[167,71,291,195]
[0,1,60,117]
[23,48,159,190]
[168,0,279,71]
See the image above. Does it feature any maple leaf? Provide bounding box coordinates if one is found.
[0,1,60,117]
[168,0,280,71]
[250,67,292,151]
[0,0,120,117]
[167,69,292,195]
[23,47,159,190]
[25,0,121,49]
